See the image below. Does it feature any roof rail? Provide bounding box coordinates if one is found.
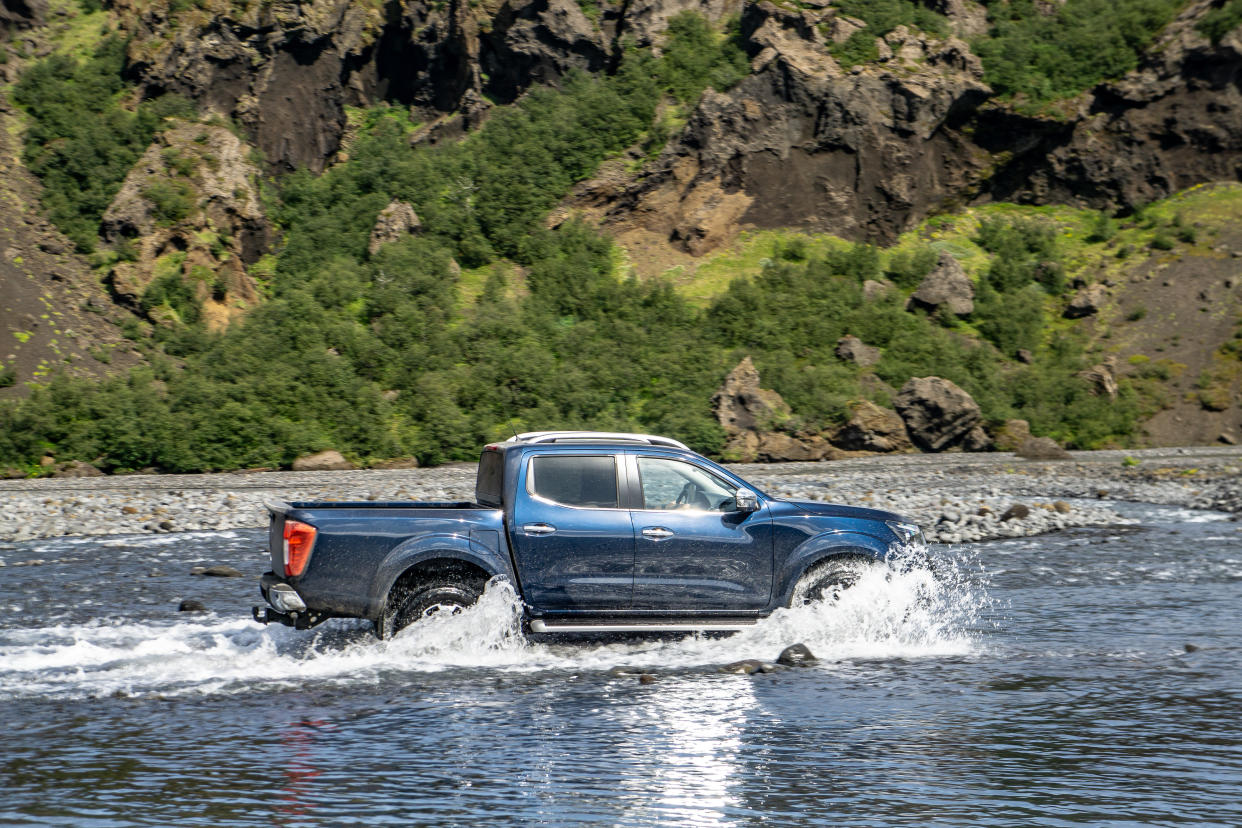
[506,431,690,450]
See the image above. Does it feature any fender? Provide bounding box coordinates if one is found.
[774,530,892,608]
[366,532,516,619]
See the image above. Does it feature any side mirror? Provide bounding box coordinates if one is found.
[734,491,760,512]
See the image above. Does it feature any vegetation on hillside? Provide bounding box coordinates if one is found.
[0,7,1203,473]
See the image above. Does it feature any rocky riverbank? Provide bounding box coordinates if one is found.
[0,447,1239,546]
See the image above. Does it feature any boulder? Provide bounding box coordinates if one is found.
[1016,436,1072,460]
[368,201,422,255]
[776,643,819,667]
[907,252,974,316]
[712,357,792,435]
[1064,283,1109,318]
[992,419,1032,452]
[862,279,894,302]
[52,460,103,478]
[832,400,912,452]
[962,425,993,452]
[892,376,983,452]
[1000,504,1030,522]
[755,433,834,462]
[292,450,355,471]
[834,335,881,367]
[178,599,208,612]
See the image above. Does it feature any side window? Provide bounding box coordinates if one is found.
[637,457,737,512]
[529,455,619,508]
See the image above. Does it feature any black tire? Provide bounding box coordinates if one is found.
[378,577,483,639]
[790,557,876,607]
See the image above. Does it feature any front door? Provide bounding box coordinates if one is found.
[628,455,773,611]
[509,452,634,612]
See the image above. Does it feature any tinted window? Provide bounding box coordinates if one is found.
[637,457,736,511]
[475,448,505,507]
[529,455,619,508]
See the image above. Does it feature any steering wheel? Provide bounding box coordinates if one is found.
[675,482,710,510]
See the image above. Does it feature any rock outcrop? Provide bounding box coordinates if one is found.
[101,121,267,329]
[1,0,44,33]
[893,376,989,452]
[613,4,991,251]
[907,252,974,316]
[369,201,423,255]
[1064,283,1109,318]
[1016,436,1073,460]
[712,357,834,461]
[291,450,355,471]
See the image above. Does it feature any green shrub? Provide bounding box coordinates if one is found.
[657,12,750,103]
[1198,0,1242,43]
[143,179,196,225]
[974,0,1183,107]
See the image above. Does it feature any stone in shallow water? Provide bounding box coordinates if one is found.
[190,565,245,577]
[178,599,207,612]
[776,643,819,667]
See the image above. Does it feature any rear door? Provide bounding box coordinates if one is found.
[627,454,773,611]
[508,451,634,612]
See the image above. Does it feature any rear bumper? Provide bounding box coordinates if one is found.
[253,572,331,629]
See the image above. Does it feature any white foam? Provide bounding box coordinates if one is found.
[0,549,990,699]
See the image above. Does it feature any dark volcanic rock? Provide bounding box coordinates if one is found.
[178,599,208,612]
[191,565,245,578]
[1000,503,1030,522]
[983,3,1242,214]
[893,376,984,452]
[612,3,990,249]
[1064,283,1109,319]
[712,356,791,435]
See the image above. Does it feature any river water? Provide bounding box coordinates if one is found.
[1,501,1240,826]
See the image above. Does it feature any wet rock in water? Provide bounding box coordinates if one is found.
[776,643,819,667]
[637,674,658,685]
[1001,504,1030,522]
[1016,436,1072,460]
[178,599,207,612]
[720,659,766,675]
[191,565,245,577]
[893,376,983,452]
[1184,643,1200,653]
[158,519,175,531]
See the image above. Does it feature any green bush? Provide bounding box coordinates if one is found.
[657,12,750,103]
[14,38,194,252]
[1198,0,1242,43]
[975,0,1183,106]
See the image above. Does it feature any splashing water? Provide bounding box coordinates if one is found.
[0,545,990,700]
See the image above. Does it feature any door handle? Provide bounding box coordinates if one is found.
[641,527,674,540]
[523,523,557,536]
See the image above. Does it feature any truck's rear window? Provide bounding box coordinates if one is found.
[529,455,618,508]
[476,449,505,507]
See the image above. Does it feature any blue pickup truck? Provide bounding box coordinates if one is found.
[253,432,923,637]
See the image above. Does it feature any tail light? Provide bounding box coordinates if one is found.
[283,520,317,577]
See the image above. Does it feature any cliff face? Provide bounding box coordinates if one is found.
[982,1,1242,212]
[612,1,991,250]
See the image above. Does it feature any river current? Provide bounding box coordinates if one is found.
[1,501,1240,826]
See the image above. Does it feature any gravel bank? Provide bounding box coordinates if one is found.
[1,447,1239,544]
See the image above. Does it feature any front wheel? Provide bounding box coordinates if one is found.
[790,557,878,607]
[378,578,483,639]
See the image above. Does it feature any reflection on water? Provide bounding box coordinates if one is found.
[1,504,1241,826]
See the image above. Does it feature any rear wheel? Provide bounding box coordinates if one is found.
[378,577,484,639]
[790,557,877,606]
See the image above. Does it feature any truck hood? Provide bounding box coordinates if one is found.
[778,499,908,525]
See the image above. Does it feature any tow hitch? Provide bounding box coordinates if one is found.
[252,604,330,630]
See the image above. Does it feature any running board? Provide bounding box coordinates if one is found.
[528,618,759,634]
